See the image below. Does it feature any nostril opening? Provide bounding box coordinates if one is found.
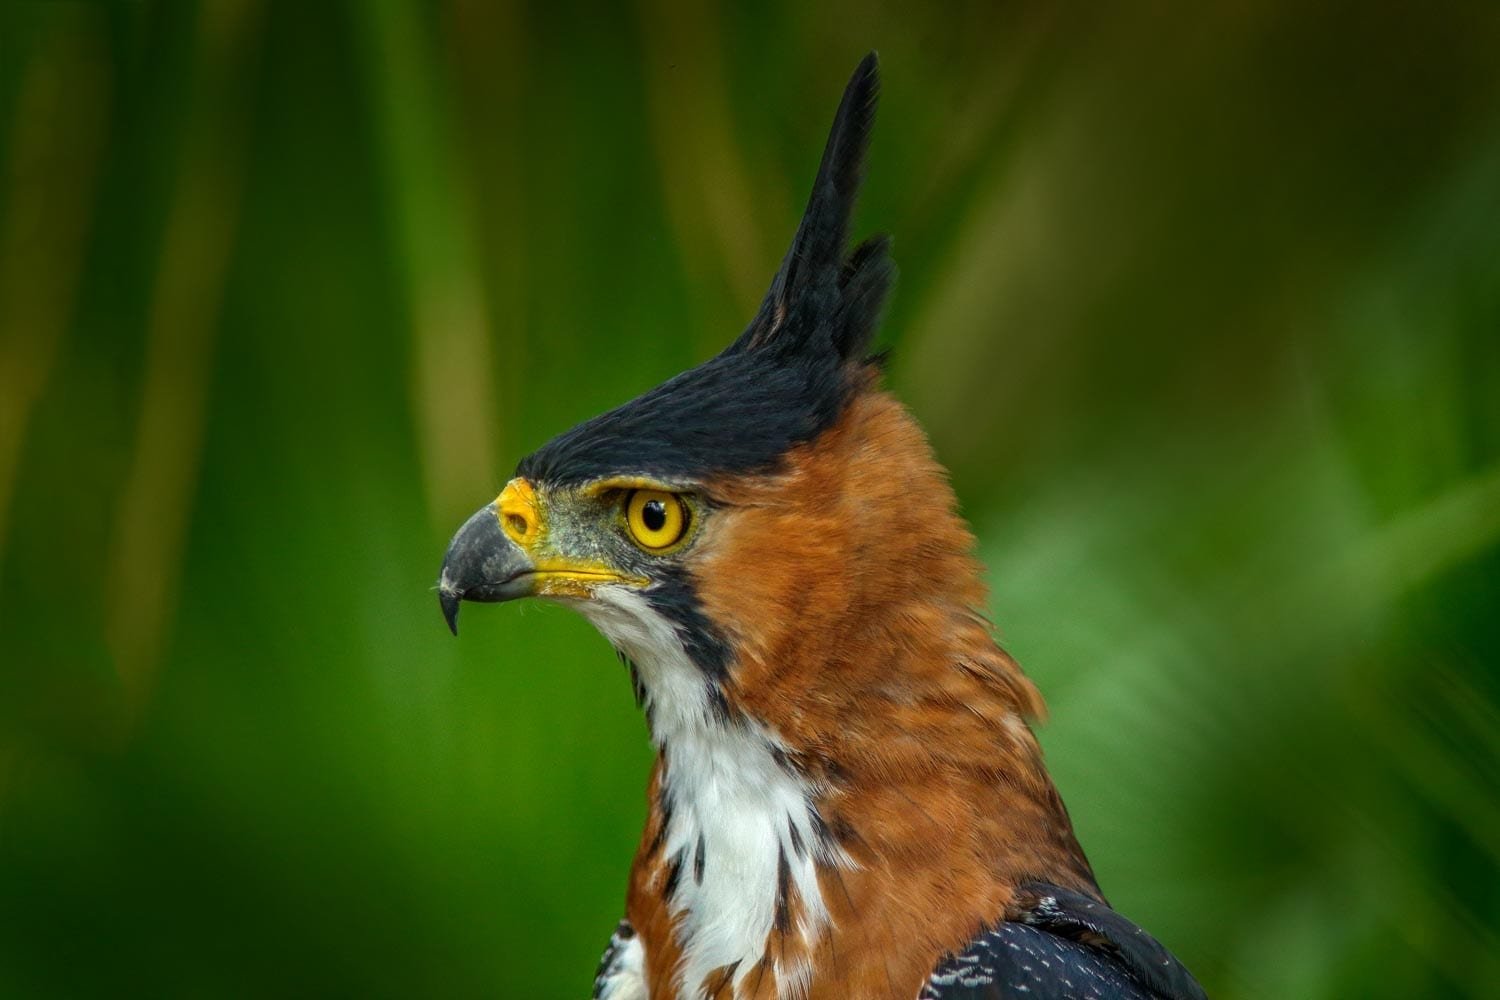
[496,478,540,543]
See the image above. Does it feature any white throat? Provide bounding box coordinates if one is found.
[574,586,848,1000]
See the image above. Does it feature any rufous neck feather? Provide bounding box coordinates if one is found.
[694,386,1097,893]
[697,387,1045,738]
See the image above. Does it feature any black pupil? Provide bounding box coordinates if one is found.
[642,499,668,533]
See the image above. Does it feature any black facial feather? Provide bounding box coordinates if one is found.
[648,566,733,681]
[517,53,892,487]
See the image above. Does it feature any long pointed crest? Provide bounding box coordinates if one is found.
[518,54,894,487]
[730,51,892,363]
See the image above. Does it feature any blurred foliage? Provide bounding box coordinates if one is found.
[2,1,1499,997]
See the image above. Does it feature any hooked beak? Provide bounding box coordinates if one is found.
[436,503,535,636]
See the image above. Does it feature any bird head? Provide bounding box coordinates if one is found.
[438,53,1042,741]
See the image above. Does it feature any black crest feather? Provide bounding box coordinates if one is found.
[730,50,889,362]
[519,53,894,486]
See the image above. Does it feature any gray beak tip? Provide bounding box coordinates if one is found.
[437,501,536,636]
[439,587,461,636]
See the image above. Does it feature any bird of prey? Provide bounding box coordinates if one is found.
[438,53,1206,1000]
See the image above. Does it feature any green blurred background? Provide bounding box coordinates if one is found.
[3,1,1499,997]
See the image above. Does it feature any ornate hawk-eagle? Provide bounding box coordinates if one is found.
[439,52,1205,1000]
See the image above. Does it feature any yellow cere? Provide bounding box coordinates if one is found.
[497,477,542,547]
[626,489,687,550]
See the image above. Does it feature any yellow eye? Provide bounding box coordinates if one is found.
[625,489,687,550]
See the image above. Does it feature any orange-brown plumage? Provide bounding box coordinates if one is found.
[618,386,1096,999]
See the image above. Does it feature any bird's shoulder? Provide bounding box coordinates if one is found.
[592,919,647,1000]
[919,882,1207,1000]
[589,885,1203,1000]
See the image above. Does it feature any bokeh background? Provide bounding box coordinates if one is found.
[3,2,1499,997]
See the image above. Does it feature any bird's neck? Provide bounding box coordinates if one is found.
[609,594,1098,1000]
[681,389,1093,891]
[591,391,1100,997]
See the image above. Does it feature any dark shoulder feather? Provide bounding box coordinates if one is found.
[920,883,1207,1000]
[591,919,640,999]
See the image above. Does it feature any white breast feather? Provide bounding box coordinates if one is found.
[573,586,851,1000]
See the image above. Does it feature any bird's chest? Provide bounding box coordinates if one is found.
[626,725,836,1000]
